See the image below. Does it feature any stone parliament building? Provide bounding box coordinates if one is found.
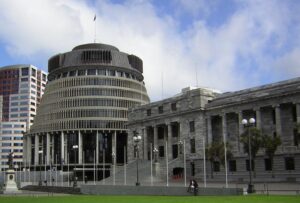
[128,78,300,182]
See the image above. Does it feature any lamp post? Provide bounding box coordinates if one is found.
[133,131,142,186]
[242,118,256,194]
[153,148,158,163]
[112,151,116,185]
[38,150,43,186]
[72,145,78,187]
[178,140,183,155]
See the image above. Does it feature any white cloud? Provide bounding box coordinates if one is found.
[0,0,299,101]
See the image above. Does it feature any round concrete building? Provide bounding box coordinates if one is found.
[24,43,150,180]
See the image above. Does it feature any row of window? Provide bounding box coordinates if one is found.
[42,109,128,120]
[21,67,46,81]
[1,136,23,140]
[48,77,146,93]
[1,143,23,147]
[51,69,140,82]
[213,157,296,172]
[1,124,24,128]
[147,102,177,116]
[31,120,127,132]
[40,98,139,112]
[1,131,24,135]
[48,88,148,101]
[1,149,23,153]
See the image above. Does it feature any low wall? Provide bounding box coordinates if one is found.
[81,185,242,196]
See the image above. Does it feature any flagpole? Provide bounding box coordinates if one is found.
[68,153,70,187]
[94,14,97,43]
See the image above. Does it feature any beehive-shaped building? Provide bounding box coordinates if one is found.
[24,43,150,173]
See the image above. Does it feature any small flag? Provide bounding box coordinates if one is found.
[94,14,96,21]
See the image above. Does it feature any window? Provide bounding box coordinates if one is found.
[159,146,164,157]
[42,74,47,81]
[2,124,12,128]
[62,72,68,77]
[21,67,29,76]
[69,70,76,76]
[21,77,28,82]
[98,69,106,76]
[147,109,151,116]
[272,109,276,124]
[78,70,86,76]
[2,137,12,140]
[31,68,36,77]
[87,69,96,75]
[171,103,177,111]
[285,157,295,170]
[264,158,272,171]
[158,106,163,114]
[31,78,36,83]
[213,161,220,172]
[2,143,12,147]
[190,138,195,153]
[189,121,195,132]
[229,160,237,172]
[246,160,255,171]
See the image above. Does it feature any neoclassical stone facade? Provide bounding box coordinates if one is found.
[128,78,300,182]
[24,43,150,179]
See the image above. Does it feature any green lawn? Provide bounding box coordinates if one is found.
[0,195,299,203]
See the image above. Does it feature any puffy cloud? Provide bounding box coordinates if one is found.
[0,0,299,101]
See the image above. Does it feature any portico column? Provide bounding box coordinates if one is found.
[112,131,117,162]
[61,131,65,163]
[238,111,244,152]
[27,136,32,165]
[78,131,83,164]
[255,108,262,130]
[296,103,300,124]
[34,134,39,165]
[274,105,282,136]
[167,123,173,159]
[96,131,99,164]
[46,133,50,165]
[143,128,148,159]
[207,116,212,144]
[154,125,158,150]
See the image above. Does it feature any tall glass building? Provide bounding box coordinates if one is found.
[0,65,47,171]
[25,43,150,179]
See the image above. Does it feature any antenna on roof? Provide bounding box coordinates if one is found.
[93,14,97,43]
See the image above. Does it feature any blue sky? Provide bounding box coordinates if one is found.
[0,0,300,101]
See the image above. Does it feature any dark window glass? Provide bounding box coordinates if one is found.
[265,158,272,171]
[229,160,237,172]
[285,157,295,170]
[78,70,86,76]
[21,67,29,76]
[213,161,220,172]
[171,103,177,111]
[189,121,195,132]
[190,138,195,153]
[87,69,96,75]
[246,159,255,171]
[158,106,163,114]
[69,70,76,76]
[272,109,276,124]
[159,146,164,157]
[147,109,151,116]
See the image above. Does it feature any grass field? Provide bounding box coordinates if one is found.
[0,195,299,203]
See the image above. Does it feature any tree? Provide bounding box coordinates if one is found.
[206,141,221,178]
[240,127,264,172]
[206,141,233,178]
[262,135,281,178]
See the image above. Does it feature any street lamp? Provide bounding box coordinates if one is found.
[133,131,142,186]
[72,145,78,187]
[153,147,159,163]
[38,150,43,186]
[242,118,256,194]
[178,140,183,155]
[112,151,116,185]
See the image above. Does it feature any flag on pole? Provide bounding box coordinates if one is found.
[94,14,96,21]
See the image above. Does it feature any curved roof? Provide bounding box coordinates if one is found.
[72,43,119,51]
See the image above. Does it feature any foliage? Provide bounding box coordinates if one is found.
[240,127,264,159]
[263,135,281,159]
[206,141,233,166]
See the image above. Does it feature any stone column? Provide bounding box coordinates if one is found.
[207,116,212,144]
[112,131,117,162]
[274,105,282,136]
[96,131,99,164]
[23,136,27,164]
[296,103,300,124]
[34,134,39,165]
[153,125,158,150]
[78,131,83,164]
[61,131,65,163]
[143,127,148,160]
[46,133,50,165]
[167,123,173,159]
[27,136,32,165]
[222,113,227,142]
[51,134,54,164]
[238,111,244,152]
[255,108,262,130]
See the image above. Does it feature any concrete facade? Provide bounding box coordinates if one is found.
[128,78,300,182]
[24,43,150,181]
